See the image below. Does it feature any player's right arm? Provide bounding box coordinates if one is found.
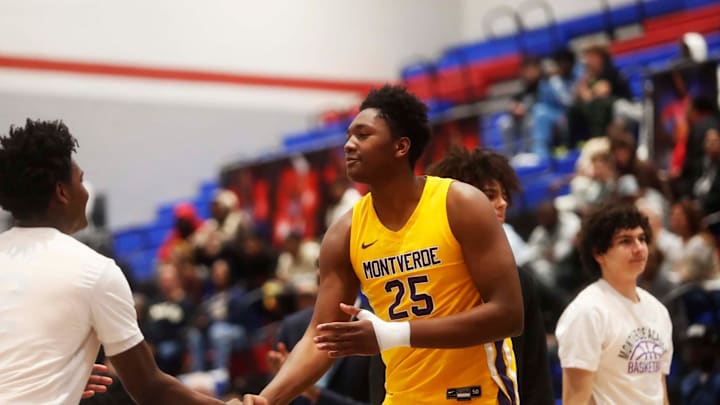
[253,211,360,405]
[109,341,226,404]
[562,368,594,405]
[90,261,225,404]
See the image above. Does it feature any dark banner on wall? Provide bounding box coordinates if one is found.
[220,119,479,245]
[651,60,718,170]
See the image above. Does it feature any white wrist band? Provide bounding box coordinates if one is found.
[356,309,410,351]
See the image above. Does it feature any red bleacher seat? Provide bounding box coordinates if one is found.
[611,13,720,54]
[404,74,436,101]
[470,54,521,87]
[436,65,481,104]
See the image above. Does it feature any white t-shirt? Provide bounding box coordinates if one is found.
[0,227,143,405]
[556,279,673,405]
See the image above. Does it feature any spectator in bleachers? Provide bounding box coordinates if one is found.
[692,128,720,218]
[636,199,680,299]
[526,202,581,289]
[680,324,720,405]
[568,45,632,143]
[572,150,617,214]
[610,128,668,200]
[676,32,709,67]
[676,97,719,198]
[266,282,382,405]
[669,200,720,283]
[499,56,541,157]
[194,189,252,250]
[170,243,206,306]
[324,178,361,230]
[145,264,197,376]
[529,49,578,160]
[238,232,277,291]
[187,259,248,372]
[638,196,682,267]
[158,202,202,263]
[274,232,320,291]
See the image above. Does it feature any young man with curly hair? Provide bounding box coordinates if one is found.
[0,119,231,405]
[244,85,523,405]
[556,202,673,404]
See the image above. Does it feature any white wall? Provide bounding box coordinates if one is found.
[0,89,317,228]
[461,0,638,40]
[0,0,619,229]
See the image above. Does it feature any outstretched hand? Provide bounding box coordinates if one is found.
[314,303,380,357]
[82,364,113,399]
[242,394,269,404]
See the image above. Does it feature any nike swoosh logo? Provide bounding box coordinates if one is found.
[361,240,378,249]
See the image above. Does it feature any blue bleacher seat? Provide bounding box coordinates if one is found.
[114,229,144,256]
[156,203,176,228]
[686,0,719,9]
[552,149,580,175]
[644,0,685,18]
[199,179,219,200]
[145,225,171,249]
[283,126,346,154]
[609,3,644,27]
[520,26,561,56]
[557,13,606,43]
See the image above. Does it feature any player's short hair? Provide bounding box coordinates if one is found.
[0,119,78,220]
[426,146,521,207]
[579,201,653,277]
[360,84,431,168]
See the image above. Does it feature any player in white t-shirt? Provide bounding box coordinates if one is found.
[0,119,233,405]
[556,202,673,404]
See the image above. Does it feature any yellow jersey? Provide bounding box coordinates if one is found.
[349,176,518,405]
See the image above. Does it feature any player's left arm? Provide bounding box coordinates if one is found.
[407,181,523,347]
[662,375,669,405]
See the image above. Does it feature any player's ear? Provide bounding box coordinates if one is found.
[55,181,70,205]
[395,137,410,159]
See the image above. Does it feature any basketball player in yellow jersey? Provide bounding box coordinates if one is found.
[243,85,523,405]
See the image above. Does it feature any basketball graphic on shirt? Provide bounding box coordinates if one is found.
[629,339,664,361]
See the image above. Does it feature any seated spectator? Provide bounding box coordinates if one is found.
[680,324,720,405]
[676,97,719,198]
[530,49,578,159]
[610,129,669,201]
[187,259,248,372]
[526,202,581,289]
[158,202,202,263]
[636,198,680,298]
[568,45,633,143]
[669,200,720,283]
[268,295,383,405]
[274,232,320,290]
[194,189,252,249]
[499,56,541,157]
[572,150,617,213]
[324,178,361,230]
[144,264,196,376]
[693,128,720,218]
